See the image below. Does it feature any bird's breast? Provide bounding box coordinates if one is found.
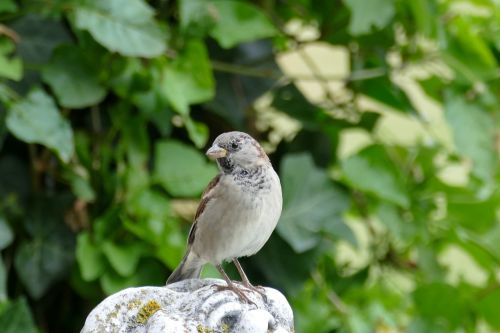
[192,167,282,264]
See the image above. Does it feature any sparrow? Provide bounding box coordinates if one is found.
[166,131,282,301]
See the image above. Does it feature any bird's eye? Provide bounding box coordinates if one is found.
[231,142,239,149]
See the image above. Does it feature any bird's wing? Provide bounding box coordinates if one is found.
[188,173,222,245]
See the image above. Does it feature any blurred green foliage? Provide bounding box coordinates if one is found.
[0,0,499,332]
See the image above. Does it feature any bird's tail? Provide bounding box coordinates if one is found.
[166,250,203,284]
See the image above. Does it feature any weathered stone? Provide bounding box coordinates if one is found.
[81,279,294,333]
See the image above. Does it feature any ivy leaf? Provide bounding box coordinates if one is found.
[42,45,106,108]
[356,76,414,113]
[376,202,415,243]
[0,216,13,250]
[6,89,74,162]
[344,0,395,35]
[253,234,324,295]
[76,232,106,281]
[0,39,22,81]
[162,39,214,115]
[447,197,496,232]
[0,0,17,14]
[180,0,276,48]
[184,115,209,148]
[153,140,217,197]
[341,145,410,207]
[99,260,165,295]
[14,240,74,299]
[0,298,37,333]
[278,153,352,253]
[13,196,75,299]
[0,257,6,302]
[102,242,143,277]
[11,14,71,65]
[477,288,500,329]
[209,1,277,48]
[71,0,167,57]
[413,283,464,329]
[445,93,495,183]
[179,0,218,37]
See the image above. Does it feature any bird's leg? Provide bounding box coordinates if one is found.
[215,264,254,304]
[232,258,251,286]
[232,259,267,301]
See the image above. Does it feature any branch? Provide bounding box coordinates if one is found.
[0,24,20,43]
[311,270,349,315]
[211,59,387,82]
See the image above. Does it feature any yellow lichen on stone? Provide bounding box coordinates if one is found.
[222,323,231,333]
[127,298,142,310]
[196,324,214,333]
[136,299,161,324]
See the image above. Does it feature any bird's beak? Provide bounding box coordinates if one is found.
[206,144,227,159]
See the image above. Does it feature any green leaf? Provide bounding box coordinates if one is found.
[0,298,37,333]
[341,145,410,207]
[15,239,74,299]
[445,93,495,182]
[0,0,17,13]
[71,0,167,57]
[14,195,75,299]
[406,0,437,38]
[153,140,217,197]
[254,234,324,295]
[126,188,171,220]
[179,0,217,37]
[180,0,276,47]
[0,216,13,250]
[444,17,497,82]
[277,153,352,253]
[0,40,22,81]
[162,39,214,115]
[375,202,415,243]
[42,45,106,108]
[208,1,277,48]
[124,188,185,268]
[99,259,165,295]
[477,288,500,329]
[408,317,448,333]
[477,221,500,262]
[271,83,324,126]
[293,283,341,333]
[6,89,74,162]
[344,0,395,35]
[0,257,6,302]
[357,76,414,113]
[76,232,106,281]
[10,15,71,65]
[184,115,209,148]
[102,242,143,277]
[448,197,496,232]
[413,282,463,329]
[68,172,96,201]
[121,115,150,168]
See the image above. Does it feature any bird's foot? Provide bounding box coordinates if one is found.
[213,283,256,305]
[240,282,268,302]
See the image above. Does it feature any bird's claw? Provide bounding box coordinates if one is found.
[240,283,268,303]
[213,283,257,305]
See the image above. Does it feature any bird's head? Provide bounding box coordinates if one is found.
[206,131,269,172]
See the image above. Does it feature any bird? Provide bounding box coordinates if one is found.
[166,131,282,302]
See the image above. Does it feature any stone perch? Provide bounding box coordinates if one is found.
[81,279,294,333]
